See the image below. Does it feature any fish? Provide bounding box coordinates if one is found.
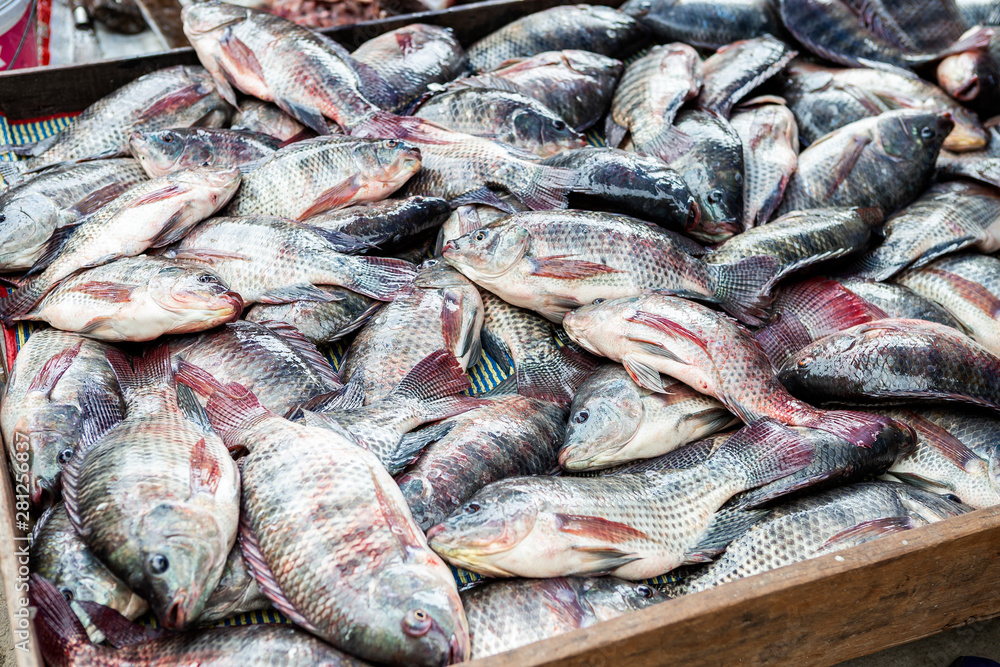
[245,287,379,346]
[619,0,782,50]
[23,256,242,342]
[352,24,469,112]
[936,121,1000,188]
[895,253,1000,355]
[340,259,482,402]
[901,405,1000,463]
[848,180,1000,281]
[198,545,272,625]
[600,432,732,475]
[696,36,797,118]
[0,329,122,507]
[859,0,971,54]
[303,196,450,251]
[480,291,597,404]
[465,5,646,74]
[168,319,345,416]
[957,0,1000,26]
[174,363,470,665]
[440,210,778,324]
[230,99,308,141]
[937,34,1000,111]
[776,110,952,218]
[397,391,567,531]
[541,147,699,232]
[730,101,798,227]
[61,346,240,629]
[426,418,814,579]
[129,128,281,177]
[605,43,702,161]
[559,364,735,472]
[831,277,966,329]
[462,577,666,659]
[0,167,242,325]
[435,204,515,254]
[778,318,1000,412]
[160,215,417,303]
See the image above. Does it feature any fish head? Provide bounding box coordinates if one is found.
[937,52,985,102]
[168,166,242,209]
[395,474,438,531]
[413,258,475,289]
[896,485,972,521]
[561,297,638,356]
[148,264,243,333]
[878,111,954,161]
[560,368,644,471]
[130,130,216,177]
[365,139,422,188]
[15,404,82,507]
[777,330,868,400]
[181,0,247,37]
[441,222,530,281]
[510,109,585,157]
[582,578,667,620]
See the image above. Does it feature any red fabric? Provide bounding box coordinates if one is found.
[37,0,51,66]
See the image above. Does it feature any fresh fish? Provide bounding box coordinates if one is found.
[397,392,567,531]
[936,121,1000,188]
[352,24,469,112]
[303,196,450,251]
[245,287,379,346]
[0,330,121,507]
[61,346,240,629]
[198,545,271,624]
[231,99,308,141]
[0,159,147,272]
[463,577,666,659]
[426,418,814,579]
[559,364,735,471]
[776,110,952,218]
[849,181,1000,281]
[937,36,1000,110]
[831,277,966,328]
[174,364,470,665]
[341,259,482,402]
[465,5,645,74]
[697,36,797,118]
[0,167,241,325]
[168,319,344,416]
[778,318,1000,411]
[435,204,514,254]
[730,101,798,227]
[160,215,417,303]
[23,256,242,342]
[541,148,699,233]
[129,128,280,177]
[481,291,596,404]
[619,0,782,50]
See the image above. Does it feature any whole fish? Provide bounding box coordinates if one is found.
[168,319,344,416]
[414,84,585,158]
[541,148,699,232]
[619,0,782,49]
[605,44,702,160]
[697,36,797,118]
[778,318,1000,411]
[849,181,1000,281]
[895,253,1000,355]
[160,215,417,303]
[481,291,596,404]
[61,346,240,629]
[0,167,241,325]
[174,364,470,665]
[463,577,666,659]
[303,196,450,251]
[427,418,813,579]
[231,99,307,141]
[0,330,121,506]
[465,5,645,74]
[352,24,469,112]
[730,101,798,227]
[397,392,567,531]
[23,256,242,342]
[341,260,482,402]
[776,110,952,218]
[245,287,379,345]
[831,277,966,328]
[559,364,735,471]
[440,210,779,324]
[129,128,280,177]
[0,159,147,272]
[198,545,271,624]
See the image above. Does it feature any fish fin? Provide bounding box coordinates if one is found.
[753,171,792,227]
[74,601,168,647]
[799,410,902,449]
[134,81,213,125]
[306,225,376,254]
[738,470,843,509]
[921,268,1000,319]
[350,59,400,112]
[898,411,981,471]
[826,134,872,198]
[174,361,273,437]
[0,279,47,325]
[440,289,478,362]
[567,546,641,575]
[604,116,627,149]
[68,281,135,302]
[297,176,363,220]
[343,256,417,301]
[420,395,490,422]
[328,300,382,342]
[821,517,919,552]
[707,255,780,326]
[188,437,222,496]
[621,354,668,393]
[257,319,344,391]
[0,161,26,188]
[217,27,266,88]
[480,328,513,371]
[450,187,517,212]
[936,25,995,58]
[129,183,185,208]
[642,126,695,165]
[164,248,248,264]
[76,386,124,457]
[554,513,649,542]
[289,383,365,418]
[256,284,341,305]
[688,407,739,434]
[484,374,518,396]
[68,183,130,216]
[511,165,576,211]
[28,575,94,659]
[176,383,213,433]
[25,221,82,277]
[386,422,457,474]
[684,509,767,563]
[515,343,597,405]
[2,134,61,158]
[27,340,83,395]
[626,338,691,365]
[105,344,174,406]
[388,349,471,402]
[715,418,815,490]
[369,462,428,558]
[149,210,196,248]
[274,98,330,137]
[529,257,624,280]
[626,310,710,354]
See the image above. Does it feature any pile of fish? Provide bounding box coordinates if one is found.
[4,0,1000,663]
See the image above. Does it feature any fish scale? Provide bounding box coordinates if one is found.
[129,128,281,177]
[730,103,798,228]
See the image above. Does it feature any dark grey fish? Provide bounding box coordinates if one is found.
[730,101,798,227]
[831,277,966,329]
[230,99,307,141]
[696,36,797,118]
[245,287,379,346]
[619,0,782,49]
[128,128,280,177]
[303,196,451,251]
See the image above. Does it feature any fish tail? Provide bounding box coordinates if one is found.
[714,418,815,491]
[344,256,417,301]
[515,344,598,405]
[29,574,100,662]
[752,313,811,369]
[0,278,47,325]
[174,360,272,441]
[389,349,472,402]
[105,344,172,404]
[799,410,914,450]
[937,25,995,58]
[643,126,695,164]
[707,255,781,326]
[0,159,26,188]
[510,164,577,211]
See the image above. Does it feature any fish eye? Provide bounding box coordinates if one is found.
[198,274,219,283]
[593,298,606,305]
[573,410,589,424]
[60,588,73,602]
[636,584,654,598]
[464,502,481,514]
[57,447,74,464]
[386,139,399,148]
[797,355,814,368]
[474,230,487,241]
[920,126,935,139]
[202,161,211,167]
[0,214,5,223]
[403,608,432,637]
[425,259,439,266]
[148,554,170,575]
[707,190,723,204]
[553,119,567,131]
[944,494,962,503]
[163,135,174,143]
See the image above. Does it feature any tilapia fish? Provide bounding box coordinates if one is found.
[245,287,379,346]
[1,329,121,506]
[24,256,242,342]
[304,196,450,251]
[435,204,514,254]
[427,418,813,579]
[466,5,645,74]
[619,0,782,49]
[831,277,964,329]
[0,159,147,272]
[696,36,796,118]
[174,364,469,665]
[560,365,733,472]
[61,346,240,629]
[463,577,665,659]
[850,181,1000,281]
[778,318,1000,411]
[161,215,417,303]
[341,260,482,402]
[777,110,952,218]
[168,319,344,416]
[730,101,798,227]
[0,167,241,325]
[231,99,308,141]
[481,292,596,404]
[129,128,280,177]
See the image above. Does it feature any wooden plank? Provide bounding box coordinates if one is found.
[133,0,188,49]
[468,506,1000,667]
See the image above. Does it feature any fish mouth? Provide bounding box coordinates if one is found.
[162,594,188,630]
[221,291,244,316]
[446,632,467,665]
[953,74,981,102]
[30,478,57,509]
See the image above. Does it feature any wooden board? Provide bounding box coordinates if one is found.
[133,0,188,49]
